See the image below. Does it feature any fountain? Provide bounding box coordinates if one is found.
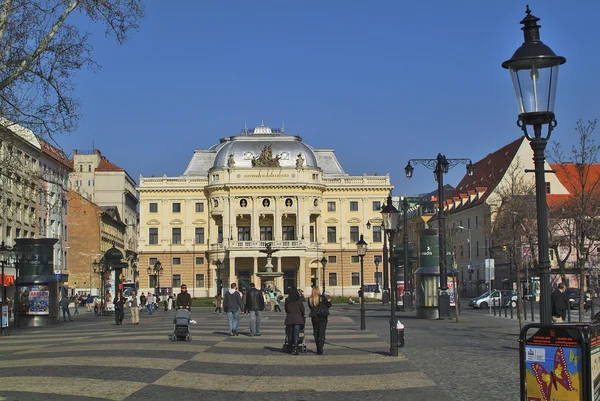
[256,243,284,290]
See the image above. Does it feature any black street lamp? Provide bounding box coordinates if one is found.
[93,258,107,315]
[320,256,327,295]
[502,6,565,324]
[374,257,381,293]
[381,194,399,356]
[356,234,368,331]
[147,260,163,295]
[215,259,223,296]
[0,241,15,305]
[401,197,412,312]
[405,155,474,319]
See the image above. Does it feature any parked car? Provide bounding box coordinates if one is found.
[469,290,518,309]
[565,288,591,311]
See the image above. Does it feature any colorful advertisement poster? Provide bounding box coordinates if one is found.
[448,280,456,307]
[18,285,50,315]
[590,325,600,400]
[1,305,8,328]
[397,281,404,306]
[525,327,582,401]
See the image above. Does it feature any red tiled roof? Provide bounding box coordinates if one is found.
[96,156,124,172]
[447,137,525,213]
[551,163,600,195]
[39,138,72,170]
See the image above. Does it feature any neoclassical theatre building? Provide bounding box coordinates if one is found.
[137,123,392,296]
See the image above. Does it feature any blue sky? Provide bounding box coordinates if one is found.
[59,1,600,196]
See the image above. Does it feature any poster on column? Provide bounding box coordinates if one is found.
[17,285,50,315]
[524,326,582,401]
[396,281,404,306]
[590,325,600,400]
[437,278,456,307]
[1,305,8,328]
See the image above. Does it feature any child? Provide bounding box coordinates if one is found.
[214,293,223,314]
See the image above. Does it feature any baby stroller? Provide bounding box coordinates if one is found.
[282,324,307,353]
[169,309,191,342]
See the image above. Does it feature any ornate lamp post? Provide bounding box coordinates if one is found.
[0,241,15,304]
[502,6,565,325]
[374,257,380,293]
[215,259,223,296]
[320,256,327,295]
[401,197,412,312]
[356,234,368,331]
[405,156,474,319]
[147,260,163,295]
[381,194,399,356]
[93,258,107,315]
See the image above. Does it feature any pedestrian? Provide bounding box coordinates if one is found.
[245,283,265,336]
[214,293,223,314]
[307,287,332,355]
[284,287,305,355]
[113,291,125,325]
[167,295,173,311]
[73,293,80,315]
[264,290,272,312]
[128,289,140,325]
[59,294,73,322]
[242,288,248,315]
[273,293,282,312]
[140,292,147,308]
[551,283,567,323]
[86,293,94,312]
[358,287,364,303]
[298,289,306,302]
[146,292,155,315]
[223,283,244,336]
[176,284,192,310]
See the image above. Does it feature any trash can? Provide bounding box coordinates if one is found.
[396,320,404,347]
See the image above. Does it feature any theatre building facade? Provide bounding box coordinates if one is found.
[137,124,392,296]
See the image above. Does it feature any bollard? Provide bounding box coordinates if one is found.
[510,301,514,319]
[396,320,404,348]
[504,300,508,318]
[493,301,497,316]
[524,298,527,320]
[530,299,535,322]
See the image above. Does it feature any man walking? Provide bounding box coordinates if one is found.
[128,290,140,325]
[86,294,94,312]
[551,283,567,323]
[245,283,265,336]
[59,294,73,322]
[223,283,244,336]
[146,292,155,315]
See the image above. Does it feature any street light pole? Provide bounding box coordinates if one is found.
[0,241,14,304]
[406,155,475,319]
[381,194,399,356]
[502,6,565,325]
[356,234,368,331]
[402,197,412,311]
[320,257,327,295]
[375,257,380,293]
[216,259,223,296]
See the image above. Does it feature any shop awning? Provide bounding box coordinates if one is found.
[1,274,14,286]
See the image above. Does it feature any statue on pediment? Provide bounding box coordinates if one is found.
[227,154,235,168]
[252,145,281,167]
[296,153,304,169]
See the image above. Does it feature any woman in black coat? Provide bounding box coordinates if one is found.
[113,291,125,325]
[284,287,305,355]
[307,287,332,355]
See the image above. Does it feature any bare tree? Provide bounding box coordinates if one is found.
[0,0,144,139]
[490,157,537,330]
[551,119,600,321]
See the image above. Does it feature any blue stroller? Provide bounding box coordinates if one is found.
[169,309,192,342]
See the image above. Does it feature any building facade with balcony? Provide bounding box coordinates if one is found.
[137,123,392,296]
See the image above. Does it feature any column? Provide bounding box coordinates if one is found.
[251,197,259,241]
[231,197,237,244]
[161,200,169,250]
[339,198,346,248]
[296,197,302,241]
[228,256,236,286]
[274,197,281,241]
[223,196,230,244]
[185,199,193,250]
[298,257,306,291]
[362,198,370,242]
[253,256,258,283]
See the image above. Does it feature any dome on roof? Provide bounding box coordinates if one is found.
[212,130,319,169]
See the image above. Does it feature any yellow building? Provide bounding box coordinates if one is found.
[137,123,392,296]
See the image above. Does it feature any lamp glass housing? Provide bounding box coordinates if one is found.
[508,61,560,115]
[404,163,414,178]
[320,257,327,267]
[356,234,368,256]
[381,200,399,232]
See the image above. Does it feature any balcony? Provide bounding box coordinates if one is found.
[211,240,308,251]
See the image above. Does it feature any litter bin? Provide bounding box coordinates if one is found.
[396,320,404,347]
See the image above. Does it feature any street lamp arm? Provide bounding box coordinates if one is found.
[408,158,473,171]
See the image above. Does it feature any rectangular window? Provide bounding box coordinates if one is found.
[327,226,337,243]
[218,226,223,243]
[172,227,182,244]
[149,275,157,289]
[475,215,479,228]
[352,272,360,286]
[282,226,295,240]
[374,272,382,285]
[172,202,181,213]
[196,274,205,288]
[372,201,381,211]
[195,202,204,213]
[309,226,314,242]
[349,201,359,211]
[328,255,337,264]
[149,203,158,213]
[476,241,480,257]
[372,226,382,243]
[172,274,181,288]
[350,226,359,243]
[260,226,272,241]
[351,255,360,263]
[149,257,158,266]
[149,228,158,245]
[238,226,251,241]
[195,227,204,244]
[328,272,337,286]
[173,257,181,265]
[327,201,336,212]
[546,182,551,194]
[195,256,204,265]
